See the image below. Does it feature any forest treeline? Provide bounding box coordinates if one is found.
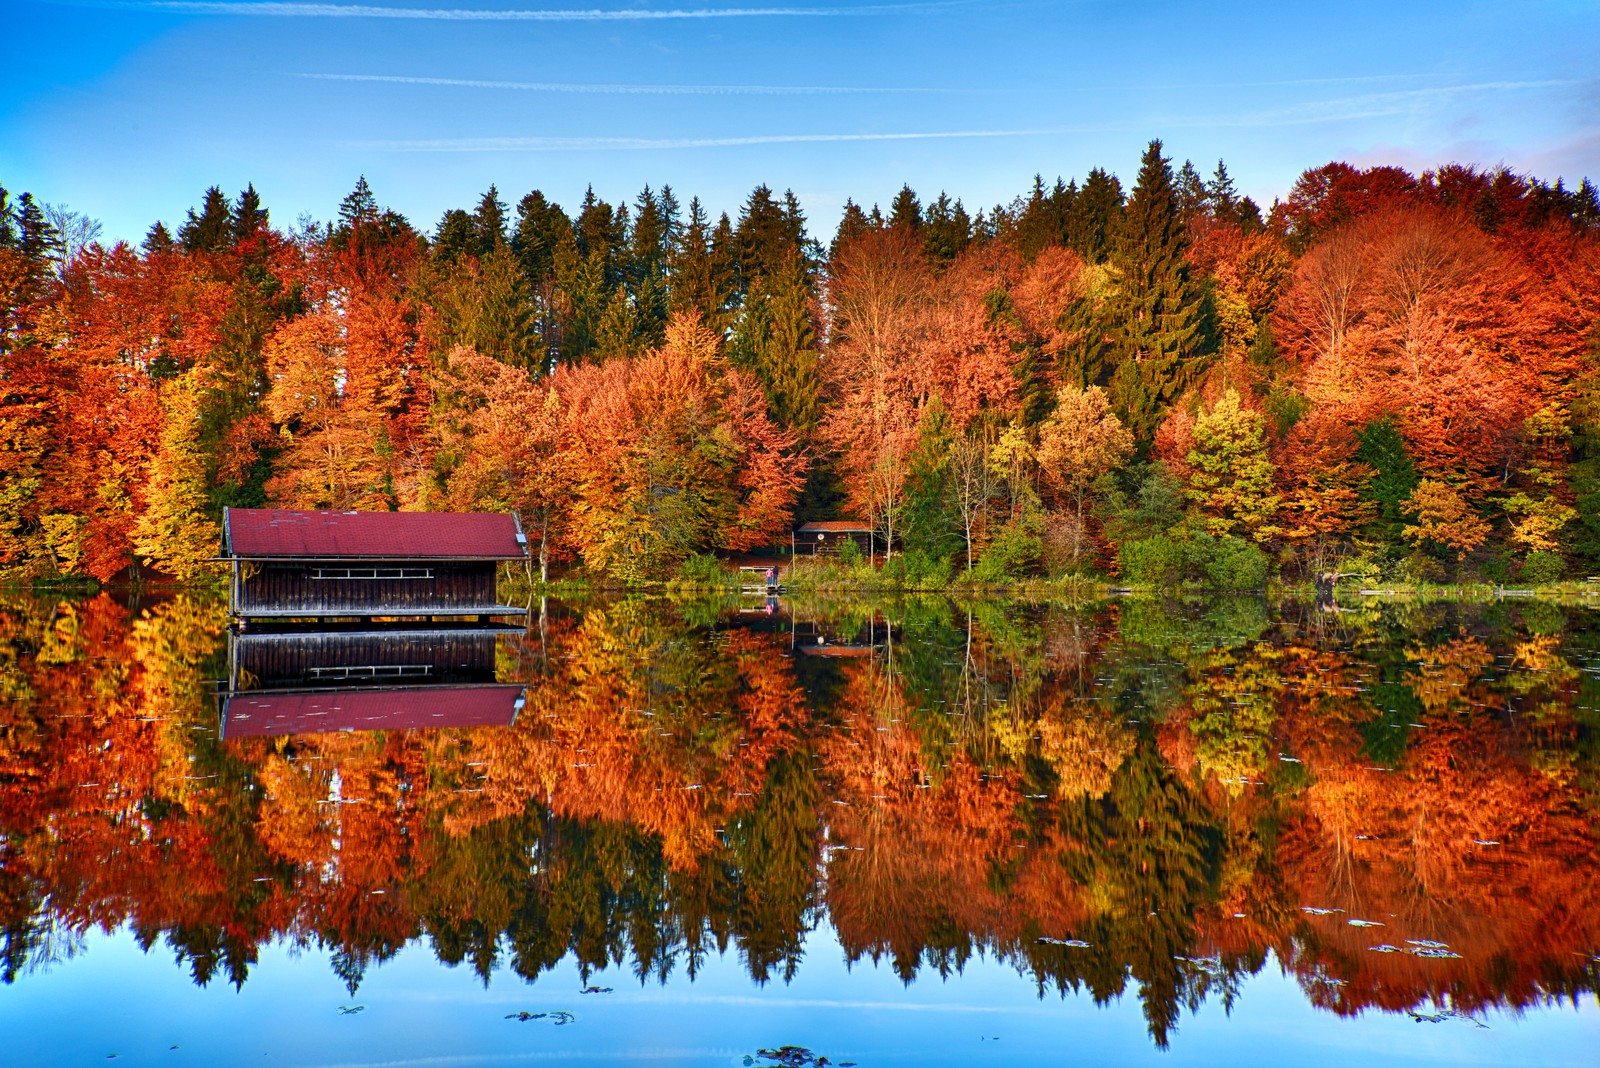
[2,144,1599,585]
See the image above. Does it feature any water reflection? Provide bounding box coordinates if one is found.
[0,590,1597,1050]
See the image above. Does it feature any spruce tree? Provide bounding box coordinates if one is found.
[511,190,570,282]
[0,184,15,248]
[887,185,922,234]
[231,183,268,245]
[473,185,508,252]
[179,186,233,253]
[1067,167,1124,264]
[668,197,735,333]
[1108,140,1211,444]
[922,192,971,264]
[339,176,380,229]
[1174,160,1206,226]
[830,198,872,259]
[432,208,478,264]
[142,221,174,254]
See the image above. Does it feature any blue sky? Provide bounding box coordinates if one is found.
[3,0,1597,245]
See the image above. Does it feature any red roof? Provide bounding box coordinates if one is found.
[221,685,525,738]
[225,509,526,559]
[797,521,873,534]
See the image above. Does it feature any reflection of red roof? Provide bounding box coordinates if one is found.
[224,509,526,559]
[796,521,873,534]
[221,685,524,738]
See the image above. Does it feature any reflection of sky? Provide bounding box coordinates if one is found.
[4,1,1598,244]
[4,924,1593,1067]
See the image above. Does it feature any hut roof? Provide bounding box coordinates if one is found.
[221,685,525,738]
[223,508,527,560]
[796,520,873,534]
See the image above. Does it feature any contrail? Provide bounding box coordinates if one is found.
[351,128,1083,151]
[301,73,952,95]
[104,1,952,19]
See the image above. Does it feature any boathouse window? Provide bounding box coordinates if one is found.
[310,566,435,581]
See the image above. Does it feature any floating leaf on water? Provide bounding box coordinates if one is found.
[1406,940,1450,950]
[1037,936,1091,947]
[1472,840,1500,846]
[1301,907,1343,916]
[1348,919,1385,927]
[580,986,613,994]
[338,1005,364,1015]
[1369,944,1401,953]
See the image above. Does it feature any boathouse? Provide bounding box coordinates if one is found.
[219,624,525,739]
[791,520,876,560]
[220,508,530,622]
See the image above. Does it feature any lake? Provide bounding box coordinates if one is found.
[1,590,1596,1066]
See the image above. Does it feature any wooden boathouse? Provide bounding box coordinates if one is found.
[220,508,530,622]
[219,624,525,739]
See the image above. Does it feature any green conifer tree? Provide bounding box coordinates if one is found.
[178,186,233,253]
[1108,140,1211,444]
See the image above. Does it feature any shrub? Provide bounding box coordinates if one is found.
[1397,551,1446,585]
[673,552,734,589]
[888,549,952,590]
[1190,534,1268,590]
[974,516,1043,583]
[835,537,864,568]
[1520,551,1565,585]
[1119,535,1185,587]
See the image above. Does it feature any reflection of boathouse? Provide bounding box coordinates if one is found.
[220,625,525,739]
[220,508,530,622]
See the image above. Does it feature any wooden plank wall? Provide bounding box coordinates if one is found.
[233,631,501,689]
[237,561,499,614]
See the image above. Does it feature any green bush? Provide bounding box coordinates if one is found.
[1520,551,1565,585]
[673,552,734,589]
[1397,551,1447,585]
[973,516,1042,583]
[835,537,864,568]
[1119,535,1185,587]
[1190,534,1268,589]
[887,549,952,590]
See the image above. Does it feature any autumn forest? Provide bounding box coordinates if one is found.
[2,143,1599,587]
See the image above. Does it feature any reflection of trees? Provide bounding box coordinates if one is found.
[0,592,1597,1047]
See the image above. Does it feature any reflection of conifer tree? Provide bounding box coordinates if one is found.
[1080,737,1224,1048]
[727,748,821,983]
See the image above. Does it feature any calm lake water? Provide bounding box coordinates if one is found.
[1,590,1598,1066]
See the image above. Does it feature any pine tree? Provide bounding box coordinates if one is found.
[730,254,821,438]
[179,186,233,253]
[1107,140,1211,444]
[1174,160,1206,226]
[432,209,478,264]
[922,192,971,264]
[0,183,15,248]
[668,197,735,333]
[473,185,508,252]
[339,176,380,229]
[1067,167,1123,264]
[142,221,174,254]
[511,189,570,282]
[831,198,873,259]
[231,183,268,245]
[887,185,922,234]
[735,185,806,297]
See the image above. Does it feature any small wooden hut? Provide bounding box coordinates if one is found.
[221,508,530,622]
[792,520,876,561]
